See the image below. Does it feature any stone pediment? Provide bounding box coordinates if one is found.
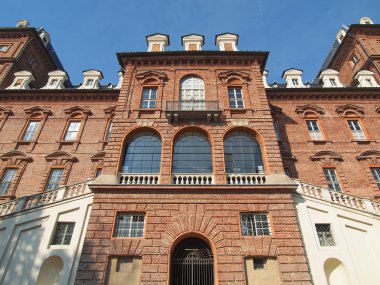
[295,104,324,116]
[218,70,250,83]
[135,71,168,82]
[24,106,52,115]
[335,104,364,117]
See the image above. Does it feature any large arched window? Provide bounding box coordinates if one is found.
[172,132,212,174]
[224,131,264,173]
[122,132,162,173]
[180,76,205,110]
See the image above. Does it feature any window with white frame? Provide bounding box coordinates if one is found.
[371,168,380,189]
[105,121,113,141]
[64,121,81,141]
[315,224,336,246]
[347,120,366,140]
[228,87,244,108]
[306,120,323,140]
[240,213,271,236]
[0,169,17,195]
[113,213,145,237]
[45,168,63,191]
[323,168,342,192]
[141,87,157,109]
[22,121,40,141]
[51,222,75,245]
[0,45,10,52]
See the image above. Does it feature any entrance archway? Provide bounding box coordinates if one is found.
[170,237,214,285]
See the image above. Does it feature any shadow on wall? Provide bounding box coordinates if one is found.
[36,255,64,285]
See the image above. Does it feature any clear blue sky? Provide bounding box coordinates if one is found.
[2,0,380,85]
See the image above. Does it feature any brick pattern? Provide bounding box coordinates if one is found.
[76,190,311,285]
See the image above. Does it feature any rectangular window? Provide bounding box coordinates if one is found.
[329,78,337,87]
[253,258,266,270]
[347,120,366,140]
[96,168,102,177]
[105,121,113,141]
[366,79,373,86]
[315,224,336,246]
[51,222,75,245]
[228,87,244,108]
[113,213,145,237]
[45,169,63,191]
[22,121,40,141]
[323,168,342,192]
[0,169,17,195]
[352,55,359,65]
[85,79,94,86]
[292,79,299,86]
[240,213,271,236]
[306,120,323,140]
[0,45,10,52]
[141,87,157,109]
[273,120,281,141]
[371,168,380,189]
[64,121,81,141]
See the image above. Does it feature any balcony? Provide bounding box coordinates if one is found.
[226,174,267,185]
[119,173,159,185]
[172,174,214,185]
[165,100,220,122]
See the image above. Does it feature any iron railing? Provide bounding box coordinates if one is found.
[166,101,219,111]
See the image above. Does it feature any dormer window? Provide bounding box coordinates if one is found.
[366,79,373,87]
[329,79,337,87]
[215,33,239,51]
[354,70,379,87]
[181,34,204,51]
[49,79,58,87]
[42,70,68,90]
[0,45,10,52]
[14,79,23,87]
[85,79,94,87]
[6,71,35,90]
[79,70,103,89]
[146,33,170,52]
[282,69,305,88]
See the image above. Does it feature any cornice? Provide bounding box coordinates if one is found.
[0,89,119,101]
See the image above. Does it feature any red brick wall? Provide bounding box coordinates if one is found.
[75,189,311,285]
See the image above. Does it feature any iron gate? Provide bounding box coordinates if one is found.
[170,238,214,285]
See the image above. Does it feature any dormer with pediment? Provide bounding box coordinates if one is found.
[181,34,204,51]
[335,104,364,117]
[78,70,103,89]
[6,71,35,90]
[310,151,343,165]
[215,33,239,51]
[318,69,343,87]
[146,33,169,52]
[42,70,67,89]
[354,70,379,87]
[282,68,305,88]
[295,104,325,117]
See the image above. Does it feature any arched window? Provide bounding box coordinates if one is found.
[122,132,162,173]
[180,76,205,101]
[224,132,264,173]
[172,132,212,174]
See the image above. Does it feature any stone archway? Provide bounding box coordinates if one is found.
[170,237,214,285]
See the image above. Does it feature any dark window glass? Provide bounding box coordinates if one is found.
[224,132,264,173]
[45,169,63,191]
[51,222,75,245]
[172,132,212,174]
[114,213,145,237]
[240,213,271,236]
[122,132,162,173]
[0,169,17,195]
[371,168,380,189]
[315,224,336,246]
[323,168,342,192]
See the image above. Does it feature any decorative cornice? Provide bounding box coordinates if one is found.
[0,150,32,165]
[310,151,343,162]
[335,104,364,117]
[63,105,92,117]
[356,150,380,163]
[218,70,251,83]
[295,104,325,116]
[135,70,168,83]
[24,106,52,116]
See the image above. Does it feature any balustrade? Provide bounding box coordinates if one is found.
[226,174,266,185]
[172,174,214,185]
[119,174,159,185]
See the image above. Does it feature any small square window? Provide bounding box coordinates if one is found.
[371,168,380,189]
[253,258,266,270]
[85,79,94,86]
[228,87,244,108]
[64,121,81,141]
[315,223,336,246]
[45,169,63,191]
[114,213,145,237]
[0,169,17,195]
[141,87,157,109]
[352,55,359,65]
[22,121,40,141]
[51,222,75,245]
[50,79,58,86]
[0,45,10,52]
[323,168,342,192]
[292,79,299,86]
[329,78,337,87]
[240,213,271,236]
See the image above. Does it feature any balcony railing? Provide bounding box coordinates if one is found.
[0,179,93,217]
[294,179,380,215]
[165,100,220,122]
[226,174,267,185]
[172,174,214,185]
[119,174,159,185]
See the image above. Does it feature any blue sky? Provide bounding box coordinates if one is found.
[2,0,380,85]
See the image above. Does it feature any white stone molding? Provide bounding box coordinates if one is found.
[146,33,169,52]
[6,71,35,90]
[78,69,103,89]
[42,70,67,89]
[282,68,305,88]
[318,69,343,88]
[215,33,239,51]
[354,70,379,87]
[181,34,204,51]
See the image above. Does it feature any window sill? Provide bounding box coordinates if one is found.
[351,139,374,144]
[13,140,37,144]
[56,140,79,144]
[307,140,332,144]
[134,108,160,112]
[224,108,254,112]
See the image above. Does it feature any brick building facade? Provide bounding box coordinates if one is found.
[0,18,379,285]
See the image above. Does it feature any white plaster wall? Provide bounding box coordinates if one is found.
[0,194,93,285]
[294,193,380,285]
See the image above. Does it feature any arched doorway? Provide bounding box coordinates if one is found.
[170,238,214,285]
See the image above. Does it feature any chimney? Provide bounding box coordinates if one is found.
[16,20,30,27]
[181,34,204,51]
[215,33,239,51]
[6,71,35,89]
[146,33,169,52]
[282,69,305,88]
[78,70,103,89]
[42,70,68,89]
